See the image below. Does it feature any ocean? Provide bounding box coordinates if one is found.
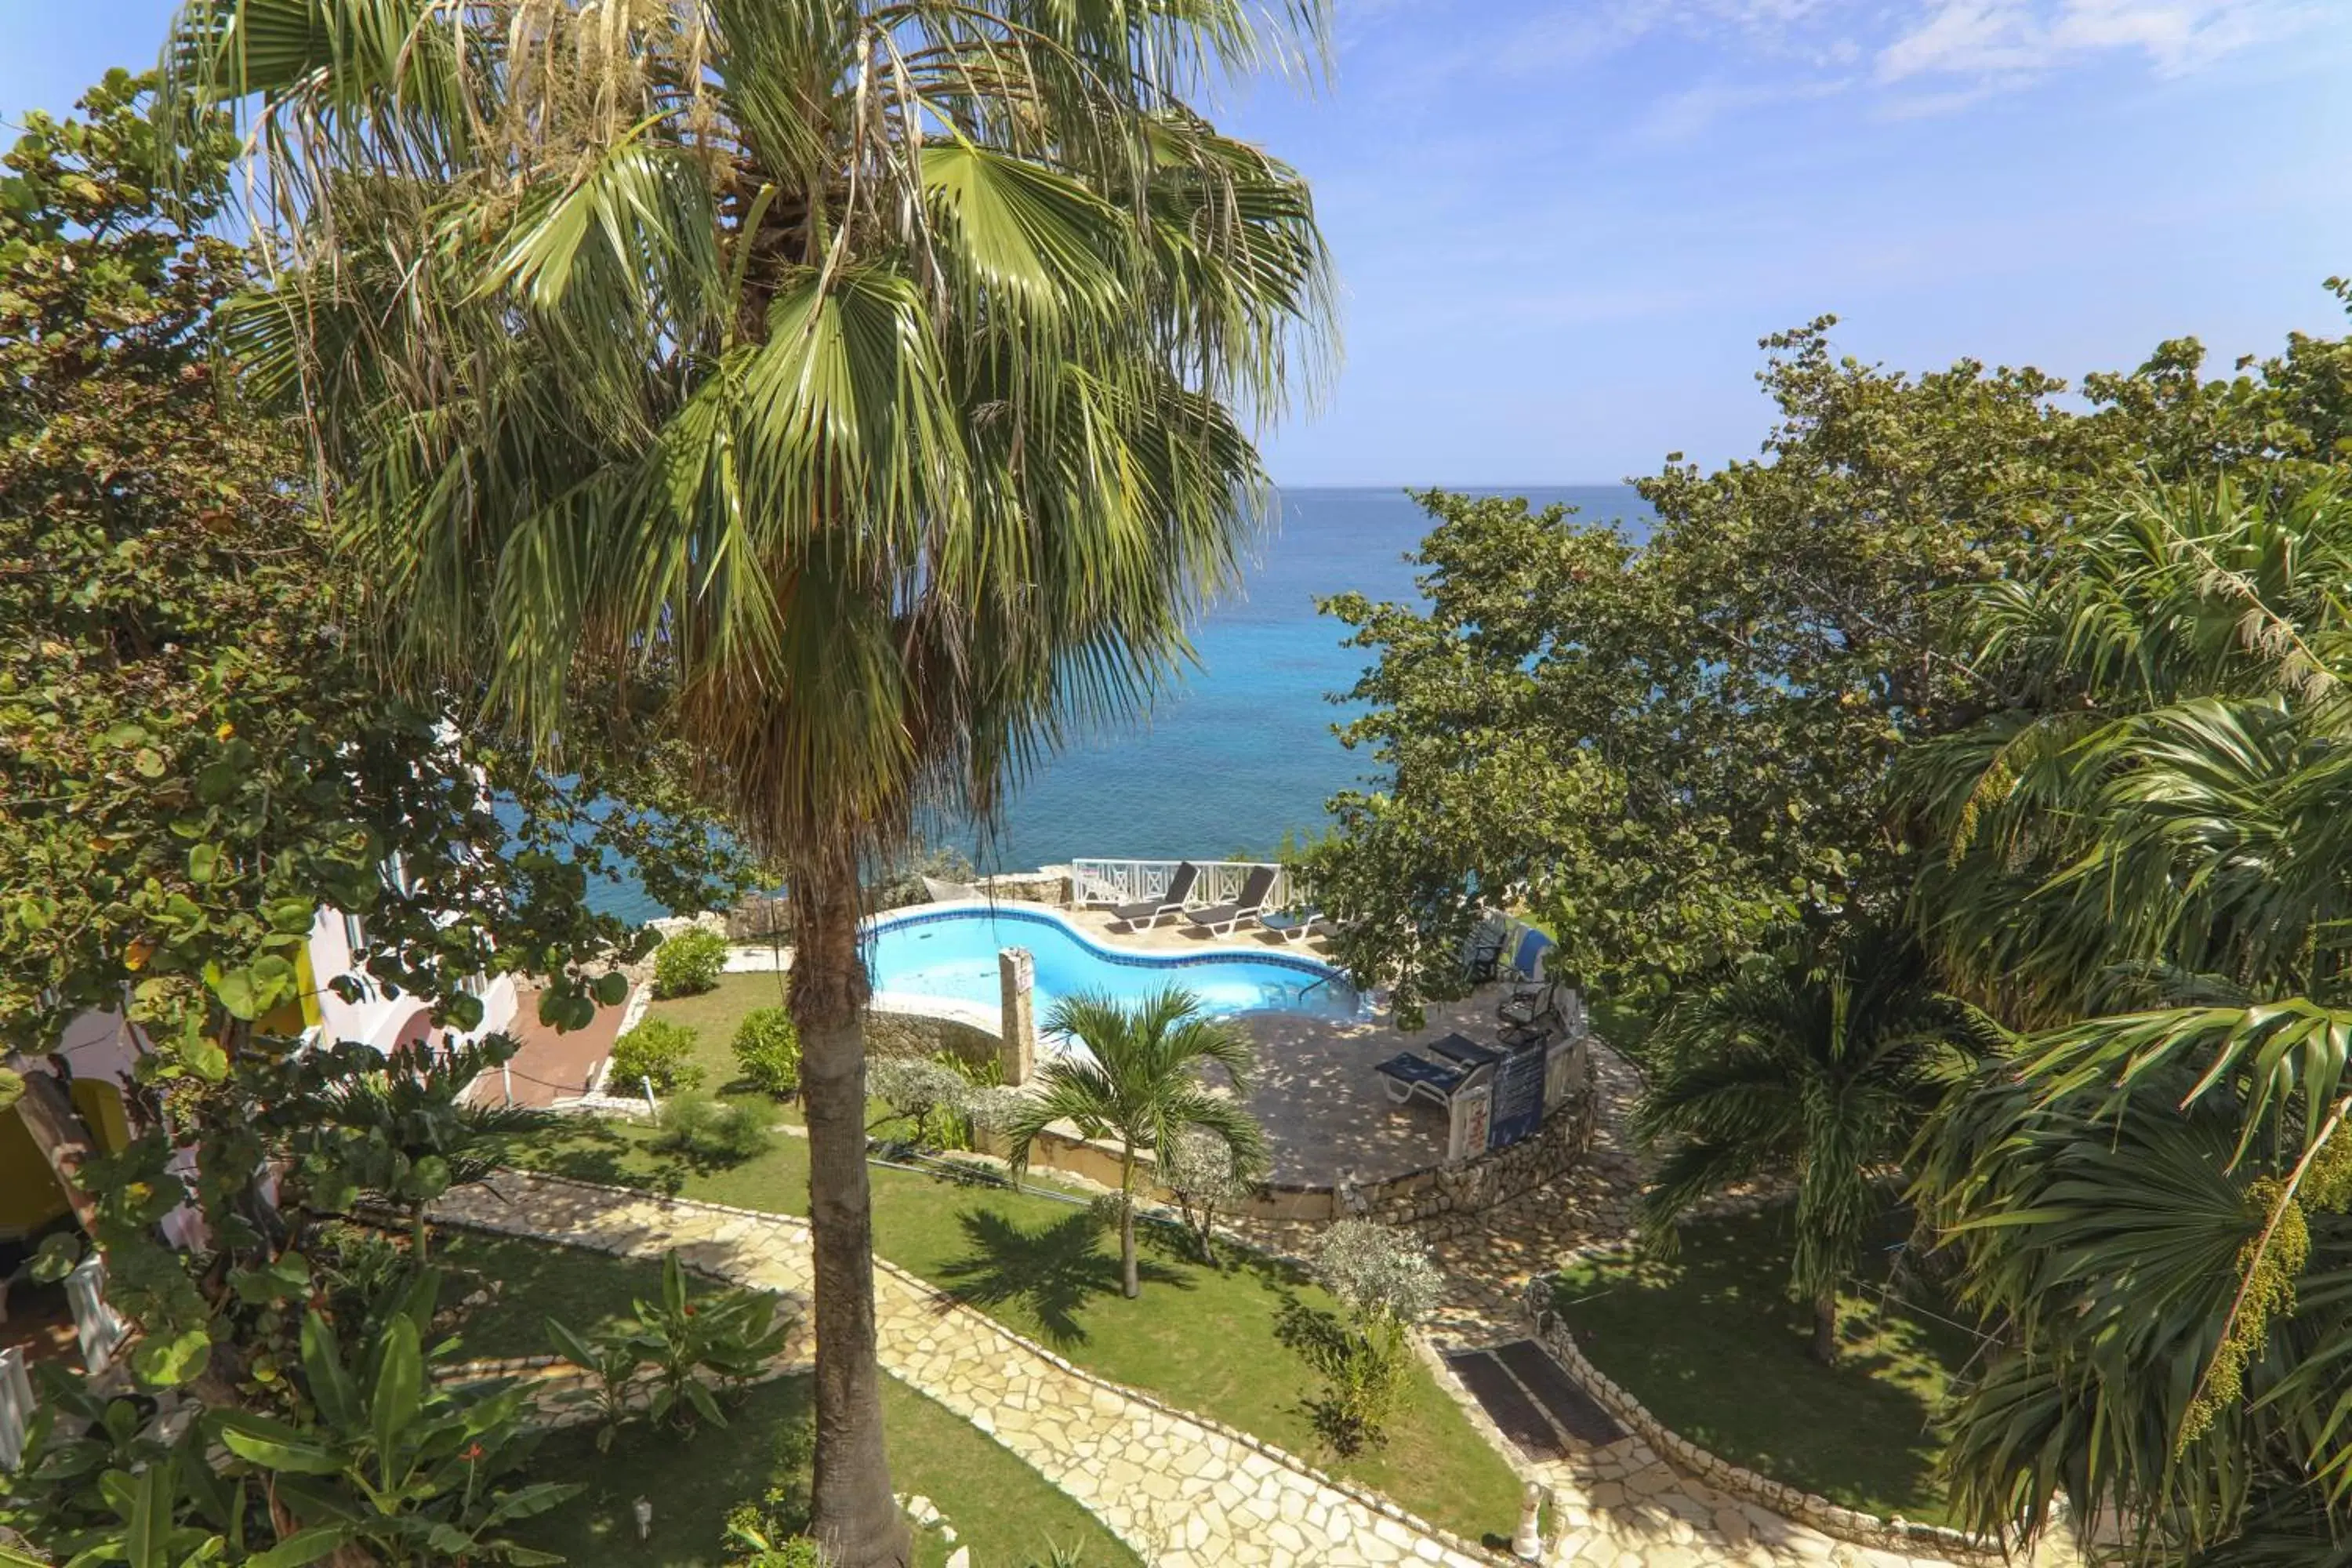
[589,485,1650,921]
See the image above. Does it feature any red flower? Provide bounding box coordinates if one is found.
[464,1443,485,1462]
[683,1304,696,1317]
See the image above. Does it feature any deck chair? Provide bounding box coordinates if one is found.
[1257,909,1332,945]
[1374,1051,1465,1108]
[1108,862,1199,930]
[1184,865,1279,936]
[1427,1033,1504,1072]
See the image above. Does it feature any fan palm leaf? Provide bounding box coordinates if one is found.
[166,1,1332,1558]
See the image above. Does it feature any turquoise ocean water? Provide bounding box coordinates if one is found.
[588,485,1649,921]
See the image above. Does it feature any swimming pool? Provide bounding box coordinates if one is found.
[866,904,1365,1024]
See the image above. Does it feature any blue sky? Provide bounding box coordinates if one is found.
[8,0,2350,485]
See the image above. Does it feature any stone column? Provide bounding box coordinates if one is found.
[998,947,1036,1086]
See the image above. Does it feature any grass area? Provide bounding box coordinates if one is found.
[512,1119,1524,1544]
[434,1228,666,1360]
[515,1372,1139,1568]
[1552,1208,1973,1524]
[642,971,801,1113]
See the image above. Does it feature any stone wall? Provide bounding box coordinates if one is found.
[1530,1243,2012,1564]
[866,1006,1003,1073]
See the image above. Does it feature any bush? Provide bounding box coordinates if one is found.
[652,927,729,998]
[732,1007,801,1098]
[612,1018,704,1095]
[655,1094,775,1167]
[1282,1222,1440,1455]
[1305,1220,1443,1325]
[1279,1301,1410,1457]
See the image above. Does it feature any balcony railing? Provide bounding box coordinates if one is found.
[1068,858,1295,914]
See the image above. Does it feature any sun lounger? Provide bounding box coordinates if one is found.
[1108,862,1199,930]
[1428,1033,1504,1071]
[1258,909,1331,945]
[1183,865,1279,936]
[1374,1051,1465,1108]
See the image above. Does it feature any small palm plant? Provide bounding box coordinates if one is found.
[1004,988,1265,1299]
[1633,927,1973,1364]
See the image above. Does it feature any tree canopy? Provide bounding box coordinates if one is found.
[1294,303,2352,1021]
[0,71,749,1080]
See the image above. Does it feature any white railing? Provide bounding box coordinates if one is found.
[1068,858,1294,913]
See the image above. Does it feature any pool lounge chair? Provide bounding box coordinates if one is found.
[1427,1033,1504,1071]
[1108,861,1199,930]
[1374,1051,1465,1108]
[1258,909,1332,945]
[1184,865,1279,936]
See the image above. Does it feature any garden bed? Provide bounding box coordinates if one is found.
[442,1230,1133,1566]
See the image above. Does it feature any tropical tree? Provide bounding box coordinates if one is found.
[1005,988,1265,1299]
[1907,479,2352,1562]
[166,2,1332,1556]
[1294,299,2352,1022]
[1633,927,1972,1364]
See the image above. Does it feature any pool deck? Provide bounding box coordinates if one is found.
[1041,906,1506,1186]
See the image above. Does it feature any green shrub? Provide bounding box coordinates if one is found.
[732,1007,801,1098]
[651,927,729,998]
[655,1094,775,1167]
[1277,1300,1410,1456]
[611,1018,703,1095]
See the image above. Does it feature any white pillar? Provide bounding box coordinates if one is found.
[65,1254,126,1376]
[998,947,1036,1086]
[0,1347,32,1470]
[1513,1480,1544,1560]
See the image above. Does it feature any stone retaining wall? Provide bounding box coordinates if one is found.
[866,1007,1004,1071]
[1530,1241,2009,1564]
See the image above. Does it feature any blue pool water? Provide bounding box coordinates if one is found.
[867,906,1365,1022]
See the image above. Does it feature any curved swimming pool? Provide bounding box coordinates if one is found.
[866,904,1364,1023]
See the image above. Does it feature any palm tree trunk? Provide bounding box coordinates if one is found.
[1119,1147,1140,1299]
[792,862,910,1568]
[1811,1292,1839,1367]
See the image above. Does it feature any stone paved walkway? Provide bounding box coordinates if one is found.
[436,1171,1498,1568]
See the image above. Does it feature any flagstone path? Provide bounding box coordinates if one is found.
[438,1167,2073,1568]
[437,1171,1498,1568]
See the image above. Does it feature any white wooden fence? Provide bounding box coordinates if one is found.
[1068,858,1295,913]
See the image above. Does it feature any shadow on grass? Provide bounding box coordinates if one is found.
[514,1119,689,1197]
[1549,1209,1963,1520]
[934,1207,1186,1348]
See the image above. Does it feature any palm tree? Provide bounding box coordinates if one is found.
[165,4,1331,1559]
[1903,481,2352,1561]
[1004,987,1265,1298]
[1633,928,1971,1364]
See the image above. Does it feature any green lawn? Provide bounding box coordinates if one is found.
[516,1372,1138,1567]
[511,1119,1525,1544]
[437,1223,1136,1566]
[434,1228,663,1359]
[1552,1209,1972,1524]
[642,971,801,1111]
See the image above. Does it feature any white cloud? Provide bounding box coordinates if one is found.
[1632,74,1855,142]
[1878,1,2322,83]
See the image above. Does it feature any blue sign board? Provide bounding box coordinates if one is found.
[1486,1045,1546,1150]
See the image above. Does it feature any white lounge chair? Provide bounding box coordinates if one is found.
[1109,862,1199,930]
[1183,866,1279,936]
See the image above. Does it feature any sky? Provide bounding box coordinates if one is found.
[6,0,2350,486]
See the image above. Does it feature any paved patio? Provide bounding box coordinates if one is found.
[1050,906,1523,1186]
